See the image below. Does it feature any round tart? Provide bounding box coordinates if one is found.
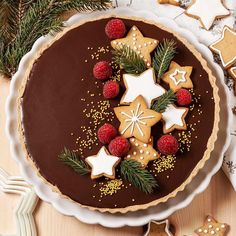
[18,16,220,213]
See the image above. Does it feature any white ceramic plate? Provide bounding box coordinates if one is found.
[6,8,232,228]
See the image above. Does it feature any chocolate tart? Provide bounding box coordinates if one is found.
[18,15,220,213]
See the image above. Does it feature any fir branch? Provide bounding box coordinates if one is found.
[59,147,90,175]
[120,160,158,194]
[151,89,176,113]
[112,45,147,74]
[153,39,177,82]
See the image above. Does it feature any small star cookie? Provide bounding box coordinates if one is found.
[158,0,180,6]
[85,147,121,180]
[114,95,162,143]
[195,215,229,236]
[228,66,236,95]
[125,137,160,168]
[121,68,166,107]
[162,104,188,133]
[185,0,229,30]
[111,26,159,67]
[144,220,173,236]
[162,61,193,92]
[210,26,236,68]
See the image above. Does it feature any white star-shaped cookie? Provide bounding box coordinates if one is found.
[185,0,229,30]
[121,68,166,107]
[162,104,188,133]
[85,147,121,179]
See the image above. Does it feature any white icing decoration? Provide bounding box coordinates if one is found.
[162,104,187,130]
[122,68,165,107]
[120,102,155,136]
[85,147,120,178]
[186,0,229,30]
[144,220,173,236]
[169,69,187,85]
[230,66,236,79]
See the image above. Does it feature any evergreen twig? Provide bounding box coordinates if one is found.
[112,45,147,74]
[120,159,158,194]
[151,89,176,113]
[153,39,177,82]
[59,147,90,175]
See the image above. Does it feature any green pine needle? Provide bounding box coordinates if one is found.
[59,147,90,175]
[112,45,147,74]
[0,0,111,78]
[153,39,177,81]
[151,89,176,113]
[120,159,158,194]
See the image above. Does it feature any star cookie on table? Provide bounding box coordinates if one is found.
[228,66,236,95]
[185,0,230,30]
[162,61,193,92]
[195,215,229,236]
[114,95,162,143]
[144,220,173,236]
[121,68,166,107]
[158,0,180,6]
[210,27,236,69]
[162,104,188,133]
[111,26,159,67]
[85,147,120,180]
[125,137,160,168]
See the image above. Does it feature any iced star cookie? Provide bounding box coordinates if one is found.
[121,68,166,107]
[229,66,236,95]
[162,61,193,92]
[195,216,229,236]
[210,26,236,69]
[185,0,229,30]
[111,26,158,67]
[114,95,162,143]
[144,220,173,236]
[158,0,180,6]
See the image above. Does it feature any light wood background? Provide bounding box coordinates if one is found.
[0,73,236,235]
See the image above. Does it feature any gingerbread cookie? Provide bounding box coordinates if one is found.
[185,0,229,30]
[162,104,188,133]
[121,68,166,107]
[210,26,236,68]
[85,147,121,180]
[114,95,162,143]
[228,66,236,95]
[111,26,158,67]
[195,216,229,236]
[125,137,160,168]
[144,220,173,236]
[158,0,180,6]
[162,61,193,92]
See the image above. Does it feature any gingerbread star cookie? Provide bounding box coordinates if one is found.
[162,104,188,133]
[210,26,236,68]
[121,68,166,107]
[125,137,160,168]
[114,95,162,143]
[158,0,180,6]
[111,26,159,67]
[229,66,236,95]
[195,216,229,236]
[162,61,193,92]
[144,220,173,236]
[185,0,229,30]
[85,147,121,180]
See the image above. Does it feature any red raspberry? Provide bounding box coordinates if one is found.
[176,89,192,106]
[93,61,112,80]
[157,135,179,155]
[98,123,117,144]
[108,136,130,157]
[103,81,120,99]
[105,19,126,39]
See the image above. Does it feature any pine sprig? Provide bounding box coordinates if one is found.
[151,89,176,113]
[112,45,147,74]
[59,147,90,175]
[120,159,158,194]
[153,39,177,82]
[0,0,111,78]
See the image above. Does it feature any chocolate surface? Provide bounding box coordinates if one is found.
[21,18,215,209]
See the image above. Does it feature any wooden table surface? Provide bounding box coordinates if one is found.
[0,73,236,236]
